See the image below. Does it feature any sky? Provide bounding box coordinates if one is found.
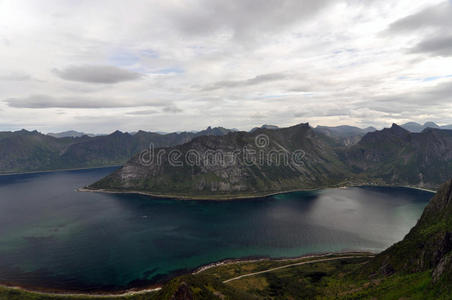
[0,0,451,134]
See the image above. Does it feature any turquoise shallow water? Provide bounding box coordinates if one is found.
[0,167,433,292]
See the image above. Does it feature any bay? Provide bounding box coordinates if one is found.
[0,167,433,292]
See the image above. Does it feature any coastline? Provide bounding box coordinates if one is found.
[0,285,162,298]
[78,186,326,201]
[0,166,437,197]
[0,251,375,298]
[79,183,437,201]
[0,165,121,177]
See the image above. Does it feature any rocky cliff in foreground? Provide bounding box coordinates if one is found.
[366,179,452,284]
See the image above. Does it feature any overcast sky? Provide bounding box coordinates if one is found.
[1,0,451,133]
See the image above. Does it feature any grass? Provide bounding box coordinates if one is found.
[222,258,450,299]
[1,253,449,300]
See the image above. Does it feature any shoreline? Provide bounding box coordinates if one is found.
[0,251,375,298]
[80,183,437,201]
[0,165,121,177]
[0,285,163,298]
[0,166,437,197]
[78,186,324,201]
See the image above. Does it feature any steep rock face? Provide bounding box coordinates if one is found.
[90,124,350,197]
[366,179,452,282]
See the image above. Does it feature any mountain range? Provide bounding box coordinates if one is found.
[47,130,96,138]
[2,122,452,195]
[89,123,350,198]
[89,123,452,198]
[345,124,452,187]
[313,125,376,146]
[0,124,379,174]
[401,122,452,133]
[0,127,234,174]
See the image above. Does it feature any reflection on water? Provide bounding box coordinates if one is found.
[0,167,433,292]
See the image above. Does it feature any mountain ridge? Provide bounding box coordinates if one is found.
[89,122,452,198]
[401,121,452,133]
[0,127,235,174]
[89,123,352,198]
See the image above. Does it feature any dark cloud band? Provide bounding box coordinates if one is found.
[54,65,143,84]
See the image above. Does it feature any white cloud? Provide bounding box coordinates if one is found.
[5,94,163,109]
[0,0,452,133]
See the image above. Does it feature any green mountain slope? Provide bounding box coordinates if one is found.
[365,179,452,284]
[0,127,233,174]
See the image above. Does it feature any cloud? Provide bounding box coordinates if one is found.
[411,35,452,57]
[2,0,452,132]
[371,80,452,108]
[171,0,334,41]
[203,73,288,90]
[388,2,452,33]
[4,94,165,109]
[126,109,159,115]
[163,106,183,113]
[0,72,31,81]
[54,65,143,84]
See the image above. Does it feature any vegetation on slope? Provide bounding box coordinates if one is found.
[0,127,233,174]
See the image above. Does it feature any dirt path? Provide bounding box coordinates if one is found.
[223,255,374,283]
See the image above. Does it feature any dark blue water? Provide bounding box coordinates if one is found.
[0,167,433,292]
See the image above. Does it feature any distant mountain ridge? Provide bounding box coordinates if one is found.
[3,121,452,189]
[250,124,280,132]
[0,127,235,174]
[346,124,452,189]
[401,121,452,133]
[313,125,376,146]
[48,130,97,138]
